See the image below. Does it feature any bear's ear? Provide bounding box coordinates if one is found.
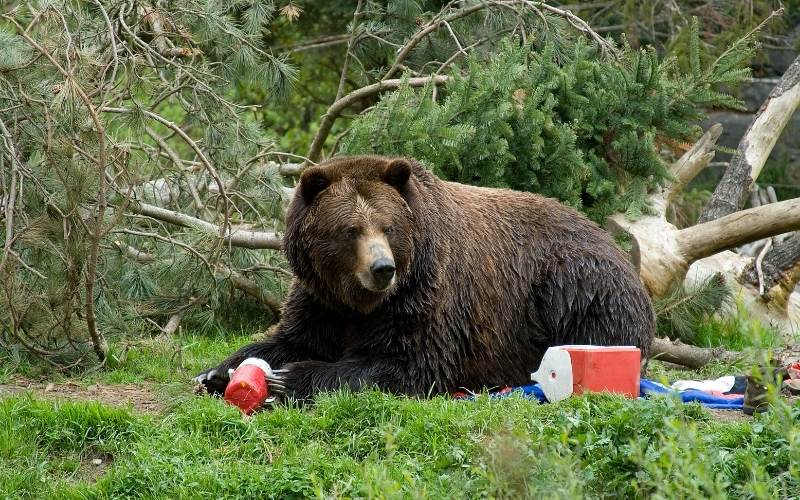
[382,158,412,191]
[299,167,331,203]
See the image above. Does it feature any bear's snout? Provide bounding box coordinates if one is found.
[370,258,396,289]
[355,237,396,292]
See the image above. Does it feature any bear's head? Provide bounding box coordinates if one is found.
[284,156,419,314]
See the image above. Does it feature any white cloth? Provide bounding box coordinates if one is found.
[671,376,736,393]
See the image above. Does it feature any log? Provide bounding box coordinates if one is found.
[677,198,800,262]
[609,192,800,297]
[650,337,743,369]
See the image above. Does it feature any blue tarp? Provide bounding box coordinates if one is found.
[639,379,744,410]
[458,379,744,410]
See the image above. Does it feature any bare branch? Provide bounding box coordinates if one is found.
[529,1,618,59]
[650,124,722,216]
[130,202,283,250]
[335,0,364,103]
[219,265,283,314]
[0,117,22,273]
[306,75,449,164]
[651,337,743,369]
[113,241,157,264]
[382,3,489,80]
[678,197,800,261]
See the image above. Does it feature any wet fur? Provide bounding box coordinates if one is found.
[197,156,655,400]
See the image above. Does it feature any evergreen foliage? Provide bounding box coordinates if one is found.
[654,274,732,342]
[340,26,758,222]
[0,1,294,366]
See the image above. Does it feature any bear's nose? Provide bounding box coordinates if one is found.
[370,258,396,288]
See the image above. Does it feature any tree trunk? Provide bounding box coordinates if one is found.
[698,54,800,223]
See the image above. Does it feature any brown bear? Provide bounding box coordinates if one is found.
[195,155,655,400]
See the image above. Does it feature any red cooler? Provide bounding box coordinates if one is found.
[560,345,641,398]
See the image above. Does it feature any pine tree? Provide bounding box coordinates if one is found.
[340,25,758,223]
[0,1,294,367]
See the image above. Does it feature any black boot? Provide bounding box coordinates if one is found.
[742,367,787,416]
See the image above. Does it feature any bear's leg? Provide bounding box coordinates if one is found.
[194,335,313,396]
[270,357,409,401]
[195,287,343,396]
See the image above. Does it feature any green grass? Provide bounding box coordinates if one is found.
[693,298,786,352]
[1,390,798,498]
[1,330,798,499]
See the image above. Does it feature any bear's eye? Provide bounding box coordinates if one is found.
[344,227,360,240]
[383,226,395,236]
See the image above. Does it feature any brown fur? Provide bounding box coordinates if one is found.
[197,156,655,399]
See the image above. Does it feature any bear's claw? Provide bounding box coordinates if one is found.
[193,367,230,396]
[268,370,287,395]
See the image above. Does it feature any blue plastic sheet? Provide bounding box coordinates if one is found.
[639,379,744,410]
[457,379,744,410]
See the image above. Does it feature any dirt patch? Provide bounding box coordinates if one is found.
[72,451,114,484]
[706,408,753,422]
[0,377,167,413]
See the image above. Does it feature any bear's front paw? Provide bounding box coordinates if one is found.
[193,366,232,396]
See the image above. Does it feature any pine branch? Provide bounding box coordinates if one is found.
[305,75,449,165]
[4,14,109,362]
[382,3,489,80]
[101,106,231,235]
[114,241,283,315]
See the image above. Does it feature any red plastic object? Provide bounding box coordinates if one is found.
[224,360,270,415]
[561,345,641,398]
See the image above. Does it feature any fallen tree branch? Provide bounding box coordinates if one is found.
[113,240,157,263]
[114,241,283,315]
[613,196,800,297]
[130,201,283,250]
[698,54,800,223]
[219,265,283,314]
[677,197,800,261]
[650,124,722,217]
[650,337,743,369]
